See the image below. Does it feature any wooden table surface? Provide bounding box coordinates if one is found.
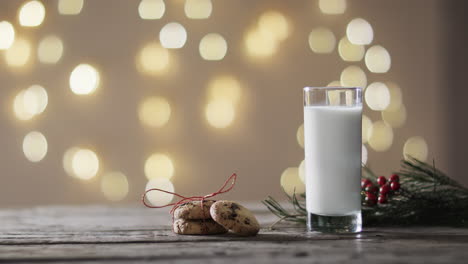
[1,204,468,263]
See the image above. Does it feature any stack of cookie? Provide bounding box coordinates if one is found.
[172,200,260,236]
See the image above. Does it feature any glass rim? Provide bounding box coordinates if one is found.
[303,86,362,92]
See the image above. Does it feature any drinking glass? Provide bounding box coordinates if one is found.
[303,87,362,233]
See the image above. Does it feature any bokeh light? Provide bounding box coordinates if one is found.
[365,82,390,111]
[244,28,277,58]
[18,1,46,27]
[184,0,212,19]
[368,121,393,152]
[362,114,372,144]
[297,124,304,148]
[145,178,174,206]
[403,136,428,162]
[340,65,367,88]
[13,85,48,121]
[5,37,32,68]
[346,18,373,45]
[0,21,15,50]
[205,99,235,128]
[207,75,242,103]
[38,35,64,64]
[386,82,403,111]
[199,33,227,61]
[63,147,79,177]
[319,0,346,15]
[280,167,305,196]
[362,144,368,165]
[58,0,84,15]
[69,64,100,95]
[308,27,336,54]
[138,96,171,128]
[71,148,100,180]
[338,36,365,61]
[137,42,170,75]
[382,104,407,128]
[298,160,305,183]
[138,0,165,20]
[23,131,48,162]
[258,11,290,42]
[101,171,129,201]
[160,22,187,49]
[145,153,174,180]
[365,45,391,73]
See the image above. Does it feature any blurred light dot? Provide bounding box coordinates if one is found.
[244,28,277,58]
[280,167,305,196]
[69,64,100,95]
[362,115,372,144]
[14,91,34,121]
[308,27,336,54]
[258,11,290,42]
[365,45,391,73]
[208,75,242,103]
[58,0,83,15]
[382,104,406,128]
[298,160,305,183]
[137,42,170,75]
[340,65,367,88]
[101,171,129,201]
[23,131,47,162]
[138,0,165,19]
[5,37,32,67]
[403,136,428,162]
[138,96,171,128]
[18,1,46,27]
[145,153,174,180]
[199,33,227,61]
[362,144,368,165]
[319,0,346,14]
[145,178,174,206]
[0,21,15,50]
[23,85,48,116]
[297,124,304,148]
[346,18,373,45]
[205,99,235,128]
[63,147,80,177]
[71,148,99,180]
[38,35,63,64]
[338,36,364,61]
[160,22,187,49]
[386,82,403,111]
[365,82,390,111]
[368,121,393,152]
[184,0,212,19]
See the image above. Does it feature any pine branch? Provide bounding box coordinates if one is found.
[263,158,468,227]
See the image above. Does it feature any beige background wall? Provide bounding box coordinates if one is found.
[0,0,454,207]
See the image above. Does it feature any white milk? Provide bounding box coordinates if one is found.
[304,106,362,216]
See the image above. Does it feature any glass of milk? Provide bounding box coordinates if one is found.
[303,87,362,233]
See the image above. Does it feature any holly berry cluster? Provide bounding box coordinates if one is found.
[361,174,400,206]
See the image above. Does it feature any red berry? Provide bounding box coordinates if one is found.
[379,184,391,195]
[365,185,378,194]
[390,181,400,191]
[390,174,400,182]
[361,179,372,188]
[377,176,387,186]
[378,195,388,204]
[365,193,377,206]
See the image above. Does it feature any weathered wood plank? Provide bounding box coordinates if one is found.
[0,205,467,263]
